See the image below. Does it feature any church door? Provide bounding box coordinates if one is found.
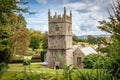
[77,57,81,67]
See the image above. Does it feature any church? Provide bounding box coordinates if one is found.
[46,7,97,68]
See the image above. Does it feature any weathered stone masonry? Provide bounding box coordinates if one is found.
[46,7,73,68]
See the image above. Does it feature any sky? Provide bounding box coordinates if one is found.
[23,0,112,36]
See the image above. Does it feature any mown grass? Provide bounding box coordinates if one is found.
[8,63,63,73]
[0,63,103,80]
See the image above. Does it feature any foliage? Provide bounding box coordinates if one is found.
[31,59,40,62]
[72,34,79,42]
[9,57,24,63]
[0,62,8,79]
[42,31,48,49]
[27,48,35,56]
[98,0,120,79]
[0,17,11,63]
[1,63,119,80]
[40,50,47,62]
[62,64,74,80]
[0,0,31,63]
[75,68,113,80]
[87,35,98,44]
[23,59,31,65]
[11,14,30,56]
[29,29,43,50]
[72,34,86,45]
[82,54,105,68]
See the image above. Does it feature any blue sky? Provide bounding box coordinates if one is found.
[23,0,112,36]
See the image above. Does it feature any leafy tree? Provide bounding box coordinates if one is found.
[10,14,30,56]
[98,0,120,78]
[29,29,43,50]
[42,31,48,49]
[97,37,111,53]
[0,0,31,63]
[73,34,79,42]
[72,34,87,45]
[87,35,98,44]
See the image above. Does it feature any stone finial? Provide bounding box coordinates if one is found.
[70,10,72,17]
[64,7,66,16]
[55,12,57,17]
[48,9,50,17]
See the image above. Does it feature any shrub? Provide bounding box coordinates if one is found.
[31,58,40,62]
[9,58,24,63]
[82,54,105,68]
[28,48,34,56]
[23,59,31,65]
[106,55,120,79]
[40,50,47,62]
[0,62,8,78]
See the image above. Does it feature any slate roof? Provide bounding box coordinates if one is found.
[73,45,97,56]
[80,46,97,55]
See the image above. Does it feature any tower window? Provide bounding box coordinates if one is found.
[55,27,59,31]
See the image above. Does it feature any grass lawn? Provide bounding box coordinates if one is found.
[1,63,64,80]
[0,63,99,80]
[8,63,63,73]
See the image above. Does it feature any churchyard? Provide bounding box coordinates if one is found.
[0,0,120,79]
[1,63,100,80]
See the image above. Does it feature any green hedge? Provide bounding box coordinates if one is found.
[40,50,47,62]
[31,58,41,62]
[9,58,24,63]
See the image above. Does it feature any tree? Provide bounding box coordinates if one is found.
[0,0,31,63]
[29,29,43,50]
[11,14,30,56]
[98,0,120,78]
[87,35,98,44]
[42,31,48,49]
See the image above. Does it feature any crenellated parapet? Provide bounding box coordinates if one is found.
[48,7,72,23]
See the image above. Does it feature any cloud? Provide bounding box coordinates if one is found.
[26,11,48,32]
[64,2,102,13]
[25,0,112,36]
[36,0,47,4]
[61,0,70,4]
[63,0,112,35]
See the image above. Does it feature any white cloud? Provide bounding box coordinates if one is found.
[64,2,87,10]
[61,0,70,4]
[36,0,47,4]
[26,0,112,36]
[63,0,112,35]
[64,2,102,12]
[26,11,48,32]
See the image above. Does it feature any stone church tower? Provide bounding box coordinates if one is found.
[46,7,73,68]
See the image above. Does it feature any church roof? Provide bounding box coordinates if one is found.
[80,46,97,55]
[73,45,97,56]
[72,45,84,52]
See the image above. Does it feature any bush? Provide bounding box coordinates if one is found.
[31,58,40,63]
[9,58,24,63]
[28,48,34,56]
[0,62,8,78]
[106,55,120,79]
[82,54,105,68]
[40,50,47,62]
[23,59,31,65]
